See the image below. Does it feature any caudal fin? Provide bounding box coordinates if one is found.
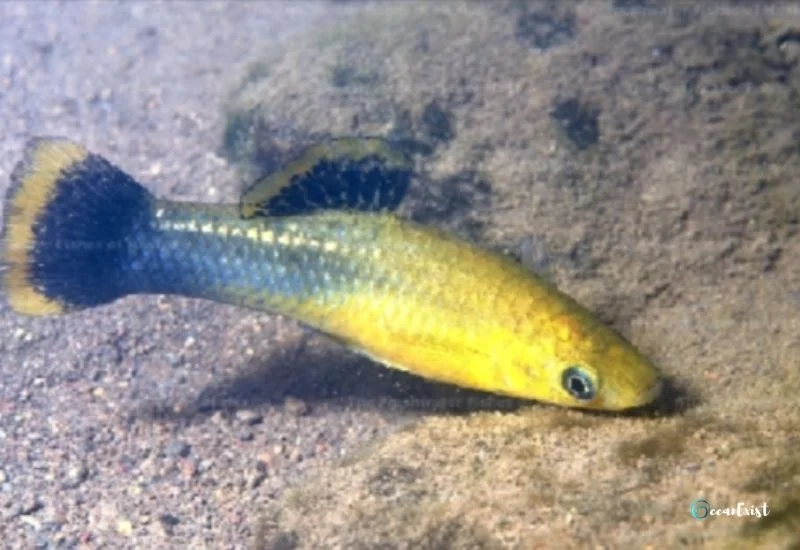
[2,138,154,315]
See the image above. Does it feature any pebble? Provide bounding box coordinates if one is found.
[64,464,90,489]
[158,513,179,535]
[248,470,268,489]
[20,514,42,530]
[210,411,226,426]
[20,494,43,515]
[45,514,67,533]
[116,519,133,536]
[288,448,303,463]
[235,409,263,426]
[178,458,198,480]
[780,39,800,65]
[256,450,276,469]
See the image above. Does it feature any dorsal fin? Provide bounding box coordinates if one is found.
[239,137,413,219]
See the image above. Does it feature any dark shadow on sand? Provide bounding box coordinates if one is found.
[626,376,698,419]
[140,334,528,423]
[139,332,696,424]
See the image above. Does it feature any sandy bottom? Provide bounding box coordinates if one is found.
[1,2,798,549]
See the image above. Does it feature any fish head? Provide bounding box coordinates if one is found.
[527,313,663,411]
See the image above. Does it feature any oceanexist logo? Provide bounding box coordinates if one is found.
[690,498,770,520]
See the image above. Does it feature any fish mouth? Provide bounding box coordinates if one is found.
[602,377,663,411]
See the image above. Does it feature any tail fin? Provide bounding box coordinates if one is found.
[2,138,154,315]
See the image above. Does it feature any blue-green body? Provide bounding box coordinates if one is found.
[121,201,385,316]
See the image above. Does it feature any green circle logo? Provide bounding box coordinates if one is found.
[690,498,710,520]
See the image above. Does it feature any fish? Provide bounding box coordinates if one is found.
[0,136,662,410]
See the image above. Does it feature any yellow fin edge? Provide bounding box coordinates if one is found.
[240,137,410,218]
[3,139,89,315]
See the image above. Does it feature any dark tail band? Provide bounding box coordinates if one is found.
[2,138,154,315]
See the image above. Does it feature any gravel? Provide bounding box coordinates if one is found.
[0,3,421,549]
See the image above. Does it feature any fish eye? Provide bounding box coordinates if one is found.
[561,366,596,401]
